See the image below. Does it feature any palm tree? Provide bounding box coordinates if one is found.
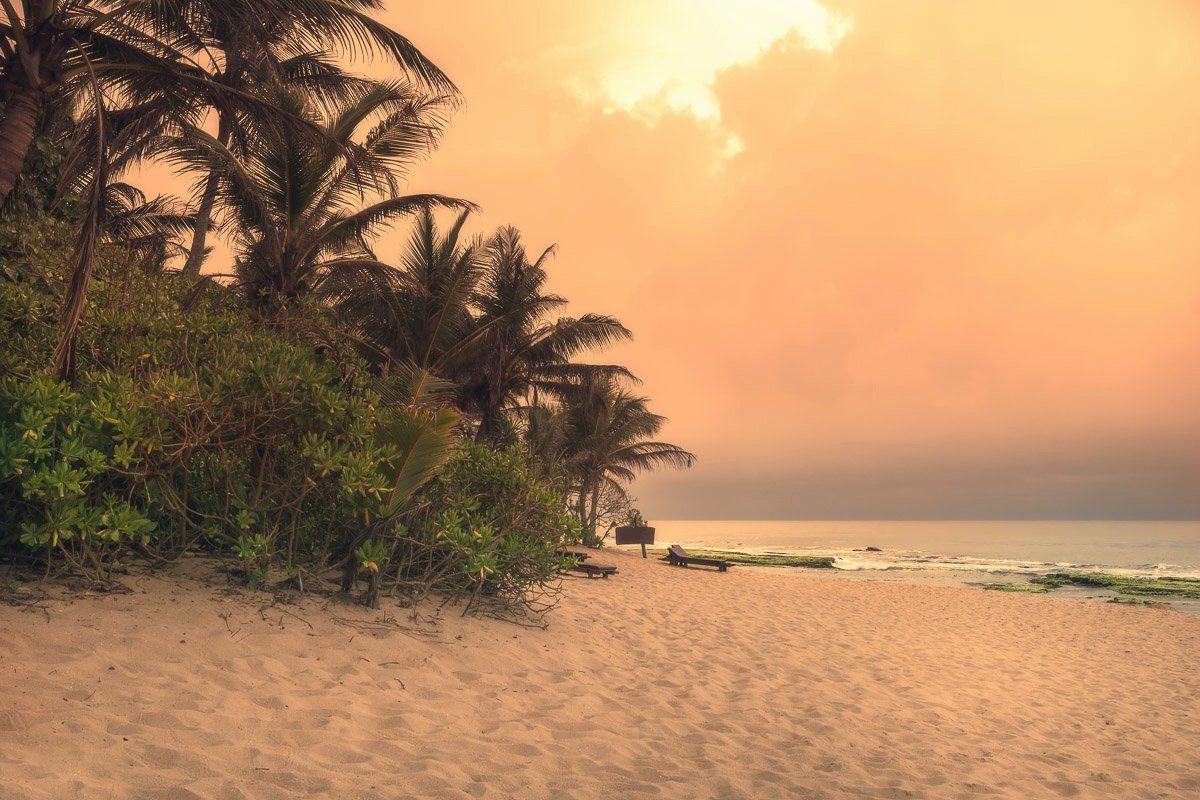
[458,226,632,442]
[341,402,460,607]
[0,0,205,209]
[341,220,633,434]
[101,181,194,271]
[345,206,487,372]
[3,2,349,377]
[0,1,454,214]
[161,0,459,275]
[170,81,469,315]
[541,377,695,536]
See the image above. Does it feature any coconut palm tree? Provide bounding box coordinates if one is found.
[344,206,487,373]
[0,1,455,214]
[535,377,694,535]
[458,226,632,442]
[0,0,205,210]
[340,219,634,431]
[162,0,459,275]
[3,2,362,377]
[168,81,469,315]
[101,181,194,271]
[1,1,196,378]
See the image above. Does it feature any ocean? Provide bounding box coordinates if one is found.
[642,519,1200,580]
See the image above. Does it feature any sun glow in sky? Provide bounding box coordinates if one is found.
[577,0,850,119]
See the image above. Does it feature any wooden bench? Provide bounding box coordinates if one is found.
[662,544,730,572]
[570,562,618,579]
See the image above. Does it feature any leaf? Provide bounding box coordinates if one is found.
[376,407,459,514]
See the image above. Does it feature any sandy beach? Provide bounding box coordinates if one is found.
[2,548,1199,800]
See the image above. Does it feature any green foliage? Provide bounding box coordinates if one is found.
[233,532,273,587]
[0,259,586,619]
[0,136,75,230]
[0,374,157,579]
[355,537,389,575]
[394,444,584,616]
[621,508,648,528]
[0,265,397,582]
[1,215,74,290]
[377,407,460,513]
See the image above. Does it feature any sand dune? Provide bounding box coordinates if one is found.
[2,548,1198,799]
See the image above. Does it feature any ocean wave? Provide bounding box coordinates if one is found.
[673,541,1200,579]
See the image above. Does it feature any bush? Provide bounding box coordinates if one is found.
[0,267,395,584]
[0,375,157,580]
[381,444,583,619]
[1,230,583,621]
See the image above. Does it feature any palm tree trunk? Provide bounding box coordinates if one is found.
[54,69,108,383]
[53,188,102,381]
[0,85,43,210]
[587,484,600,534]
[575,488,587,528]
[474,410,491,443]
[474,391,502,443]
[181,169,219,275]
[181,116,232,276]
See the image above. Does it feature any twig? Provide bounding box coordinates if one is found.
[258,600,313,630]
[329,614,441,641]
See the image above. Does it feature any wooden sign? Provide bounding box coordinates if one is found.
[615,525,655,557]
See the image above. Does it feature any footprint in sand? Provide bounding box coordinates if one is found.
[131,789,207,800]
[505,742,543,757]
[0,710,29,733]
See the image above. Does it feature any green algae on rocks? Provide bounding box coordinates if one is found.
[1036,573,1200,598]
[981,582,1055,594]
[982,572,1200,599]
[647,548,836,569]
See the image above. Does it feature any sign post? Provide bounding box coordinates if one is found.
[614,526,656,558]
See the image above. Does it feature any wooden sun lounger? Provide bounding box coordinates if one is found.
[570,562,618,579]
[662,544,730,572]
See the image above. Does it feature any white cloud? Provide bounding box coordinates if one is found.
[589,0,850,120]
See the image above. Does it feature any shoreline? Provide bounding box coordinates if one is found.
[616,538,1200,613]
[644,519,1200,577]
[3,548,1200,799]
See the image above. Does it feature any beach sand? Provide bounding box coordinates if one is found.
[2,548,1198,799]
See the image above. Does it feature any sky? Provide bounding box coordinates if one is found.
[352,1,1200,519]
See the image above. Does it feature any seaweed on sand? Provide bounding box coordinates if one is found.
[1036,573,1200,598]
[982,572,1200,600]
[981,582,1055,594]
[647,548,836,569]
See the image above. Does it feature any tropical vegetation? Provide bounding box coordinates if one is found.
[0,1,692,618]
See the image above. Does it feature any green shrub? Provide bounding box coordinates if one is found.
[1,235,585,620]
[392,444,583,618]
[0,267,395,581]
[0,375,156,579]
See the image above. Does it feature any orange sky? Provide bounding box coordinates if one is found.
[349,2,1200,518]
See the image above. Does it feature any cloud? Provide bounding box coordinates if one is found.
[387,2,1200,517]
[575,0,849,120]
